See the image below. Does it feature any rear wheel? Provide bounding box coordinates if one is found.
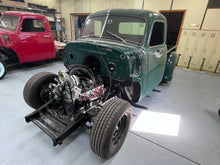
[23,72,58,109]
[0,60,7,80]
[90,98,132,159]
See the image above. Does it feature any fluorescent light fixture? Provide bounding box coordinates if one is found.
[131,111,181,136]
[189,23,199,27]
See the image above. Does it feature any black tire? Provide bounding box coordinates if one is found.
[218,108,220,117]
[23,72,57,109]
[90,98,132,159]
[0,59,7,80]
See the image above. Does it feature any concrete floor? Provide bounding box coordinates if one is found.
[0,61,220,165]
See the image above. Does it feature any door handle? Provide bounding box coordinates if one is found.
[154,49,165,58]
[146,49,165,58]
[43,35,50,38]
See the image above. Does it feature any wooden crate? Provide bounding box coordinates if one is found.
[2,0,27,7]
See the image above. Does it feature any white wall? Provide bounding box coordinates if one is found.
[202,9,220,30]
[144,0,171,12]
[172,0,208,29]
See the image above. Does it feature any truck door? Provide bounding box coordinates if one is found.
[18,18,55,63]
[145,21,167,94]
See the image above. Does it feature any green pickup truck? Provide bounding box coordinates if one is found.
[23,9,177,159]
[64,9,177,102]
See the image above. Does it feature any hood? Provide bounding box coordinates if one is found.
[0,27,16,35]
[66,38,143,60]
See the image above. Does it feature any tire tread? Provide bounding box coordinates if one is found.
[23,72,57,109]
[90,98,131,159]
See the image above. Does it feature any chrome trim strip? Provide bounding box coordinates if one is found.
[100,9,110,38]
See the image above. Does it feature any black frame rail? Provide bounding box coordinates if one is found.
[25,99,87,146]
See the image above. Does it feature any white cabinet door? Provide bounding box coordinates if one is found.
[190,31,209,69]
[206,32,220,72]
[202,32,219,71]
[177,30,190,66]
[180,30,199,67]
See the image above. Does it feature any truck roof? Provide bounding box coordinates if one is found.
[3,11,46,19]
[88,9,166,21]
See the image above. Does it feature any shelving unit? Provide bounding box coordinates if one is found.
[0,3,60,14]
[0,2,63,41]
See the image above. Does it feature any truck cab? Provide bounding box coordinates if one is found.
[0,11,56,79]
[64,9,177,103]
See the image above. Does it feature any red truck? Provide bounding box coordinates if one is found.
[0,11,63,79]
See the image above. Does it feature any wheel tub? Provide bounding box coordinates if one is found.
[64,40,140,81]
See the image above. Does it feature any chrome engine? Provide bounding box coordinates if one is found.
[48,67,104,118]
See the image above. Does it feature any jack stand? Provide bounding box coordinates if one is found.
[187,56,193,69]
[176,54,181,66]
[200,58,206,71]
[214,60,220,74]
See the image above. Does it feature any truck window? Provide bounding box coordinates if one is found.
[102,16,147,45]
[119,22,146,35]
[21,19,45,32]
[81,16,105,37]
[150,22,165,46]
[0,15,19,31]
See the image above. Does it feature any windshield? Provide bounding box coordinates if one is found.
[0,14,19,31]
[81,15,147,45]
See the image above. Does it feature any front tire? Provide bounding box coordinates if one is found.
[90,98,132,159]
[23,72,57,109]
[0,60,7,80]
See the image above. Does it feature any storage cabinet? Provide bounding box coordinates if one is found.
[177,29,220,73]
[190,31,209,69]
[178,30,199,67]
[176,29,190,66]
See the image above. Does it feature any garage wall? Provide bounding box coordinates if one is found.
[61,0,136,42]
[172,0,208,29]
[61,0,75,43]
[60,0,220,73]
[173,0,220,73]
[144,0,172,12]
[202,9,220,30]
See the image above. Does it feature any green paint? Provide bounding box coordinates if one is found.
[64,9,177,102]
